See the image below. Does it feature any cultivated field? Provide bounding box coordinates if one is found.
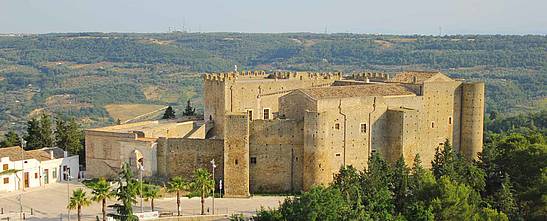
[104,104,167,123]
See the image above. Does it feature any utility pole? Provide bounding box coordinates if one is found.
[64,171,72,221]
[139,163,144,213]
[210,159,216,215]
[20,138,26,221]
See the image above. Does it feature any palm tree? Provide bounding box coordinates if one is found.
[88,178,113,221]
[67,188,92,221]
[142,184,161,211]
[167,176,188,216]
[189,168,215,215]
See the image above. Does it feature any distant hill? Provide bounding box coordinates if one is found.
[0,33,545,134]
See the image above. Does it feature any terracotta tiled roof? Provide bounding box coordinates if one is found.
[389,71,441,84]
[0,146,67,162]
[0,146,26,161]
[299,84,416,100]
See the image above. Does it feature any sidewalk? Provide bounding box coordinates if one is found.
[0,181,286,220]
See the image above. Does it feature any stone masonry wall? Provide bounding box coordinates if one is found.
[249,119,304,193]
[223,113,250,197]
[156,137,224,182]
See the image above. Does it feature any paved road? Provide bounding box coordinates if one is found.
[0,182,286,221]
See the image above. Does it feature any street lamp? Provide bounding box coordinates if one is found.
[65,171,73,221]
[138,163,144,213]
[210,159,216,215]
[19,138,26,221]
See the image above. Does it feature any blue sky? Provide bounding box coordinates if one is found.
[1,0,545,34]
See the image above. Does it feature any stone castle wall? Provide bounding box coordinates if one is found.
[85,131,157,178]
[156,137,224,182]
[249,119,304,193]
[203,71,341,138]
[460,82,485,160]
[223,113,250,197]
[86,70,484,197]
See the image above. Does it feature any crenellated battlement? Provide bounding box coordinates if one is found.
[203,71,342,82]
[349,72,390,81]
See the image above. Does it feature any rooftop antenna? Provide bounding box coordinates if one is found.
[438,26,442,37]
[183,16,187,32]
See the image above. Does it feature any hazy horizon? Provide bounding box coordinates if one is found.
[1,0,546,35]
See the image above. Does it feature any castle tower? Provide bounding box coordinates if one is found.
[223,113,250,197]
[460,82,485,160]
[303,111,333,191]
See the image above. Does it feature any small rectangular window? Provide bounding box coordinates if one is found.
[35,173,38,179]
[247,110,253,121]
[235,159,239,165]
[250,157,257,164]
[263,108,270,120]
[3,177,8,184]
[335,153,341,157]
[448,117,452,125]
[431,121,435,128]
[52,168,57,178]
[360,123,367,133]
[371,149,377,155]
[335,123,340,130]
[2,164,8,170]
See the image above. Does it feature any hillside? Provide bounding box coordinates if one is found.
[0,33,545,133]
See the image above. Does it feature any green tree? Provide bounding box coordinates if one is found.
[474,208,509,221]
[167,176,188,216]
[361,153,396,220]
[392,157,410,214]
[189,168,215,215]
[431,176,482,221]
[182,100,196,116]
[108,163,138,221]
[276,186,352,221]
[55,117,83,155]
[67,188,92,221]
[39,113,54,147]
[489,111,498,121]
[142,184,161,211]
[332,165,365,217]
[24,118,41,149]
[432,141,485,191]
[491,175,518,220]
[162,106,176,119]
[481,131,546,220]
[432,142,458,180]
[88,178,113,221]
[0,131,21,147]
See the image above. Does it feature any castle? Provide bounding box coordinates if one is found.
[85,70,484,197]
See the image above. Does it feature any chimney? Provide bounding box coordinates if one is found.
[63,151,68,158]
[50,150,54,160]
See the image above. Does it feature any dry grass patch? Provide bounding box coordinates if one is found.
[104,104,167,122]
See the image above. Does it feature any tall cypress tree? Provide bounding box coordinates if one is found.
[162,106,176,119]
[24,118,42,150]
[182,100,196,116]
[493,174,518,220]
[392,157,410,214]
[39,113,54,147]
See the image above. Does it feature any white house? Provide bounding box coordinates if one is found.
[0,146,79,192]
